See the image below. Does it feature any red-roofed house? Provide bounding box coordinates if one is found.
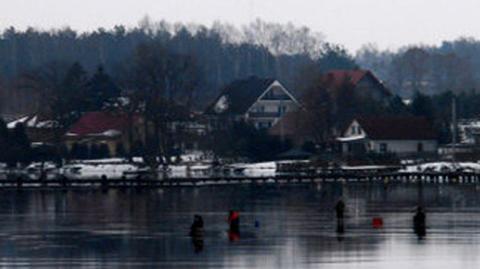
[338,116,438,156]
[64,111,144,156]
[322,69,392,101]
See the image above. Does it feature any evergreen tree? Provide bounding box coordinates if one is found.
[317,43,357,72]
[411,92,434,119]
[0,119,10,163]
[11,123,30,150]
[62,62,89,116]
[9,123,31,164]
[87,65,120,110]
[0,118,8,141]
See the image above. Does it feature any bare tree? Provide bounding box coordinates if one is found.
[130,42,200,169]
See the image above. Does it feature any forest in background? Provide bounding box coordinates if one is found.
[0,18,357,116]
[356,39,480,97]
[2,19,480,124]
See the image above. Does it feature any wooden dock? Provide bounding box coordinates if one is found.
[2,172,480,189]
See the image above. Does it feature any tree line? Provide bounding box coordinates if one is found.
[0,19,356,115]
[356,39,480,98]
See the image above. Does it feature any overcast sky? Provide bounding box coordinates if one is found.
[2,0,480,52]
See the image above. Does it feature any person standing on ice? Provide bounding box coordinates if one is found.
[335,199,345,220]
[190,215,204,237]
[189,215,204,252]
[413,206,426,239]
[335,199,346,233]
[228,210,240,233]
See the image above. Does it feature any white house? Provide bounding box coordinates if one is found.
[206,76,300,129]
[338,116,438,156]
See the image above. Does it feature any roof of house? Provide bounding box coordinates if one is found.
[325,69,369,87]
[205,77,276,116]
[322,69,391,97]
[354,116,437,140]
[7,114,58,129]
[66,111,132,137]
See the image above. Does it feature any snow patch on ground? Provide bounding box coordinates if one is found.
[402,162,480,173]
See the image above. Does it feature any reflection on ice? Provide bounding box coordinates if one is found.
[0,184,477,268]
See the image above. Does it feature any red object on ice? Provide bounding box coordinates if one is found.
[228,211,239,223]
[228,231,240,241]
[372,217,383,228]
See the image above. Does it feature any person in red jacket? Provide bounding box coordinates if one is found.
[228,210,240,233]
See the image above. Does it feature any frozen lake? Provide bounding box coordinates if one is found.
[0,183,479,268]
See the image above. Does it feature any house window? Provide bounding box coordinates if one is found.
[351,125,361,135]
[380,143,388,153]
[257,121,271,129]
[252,106,265,113]
[278,105,287,115]
[417,142,424,152]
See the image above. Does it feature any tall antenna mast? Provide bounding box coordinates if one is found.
[452,96,457,164]
[280,98,284,142]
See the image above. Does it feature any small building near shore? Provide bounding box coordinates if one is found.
[338,116,438,157]
[64,111,143,157]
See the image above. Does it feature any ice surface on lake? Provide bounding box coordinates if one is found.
[0,184,477,268]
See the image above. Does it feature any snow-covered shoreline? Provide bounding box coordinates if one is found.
[2,159,480,181]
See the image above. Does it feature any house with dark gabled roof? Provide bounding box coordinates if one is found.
[322,69,392,102]
[337,116,438,156]
[205,76,300,129]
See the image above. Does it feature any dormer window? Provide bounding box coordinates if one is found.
[351,125,358,135]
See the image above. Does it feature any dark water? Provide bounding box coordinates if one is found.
[1,183,480,268]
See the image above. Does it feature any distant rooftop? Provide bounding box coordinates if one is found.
[66,111,133,137]
[321,69,392,97]
[354,116,437,140]
[205,76,276,116]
